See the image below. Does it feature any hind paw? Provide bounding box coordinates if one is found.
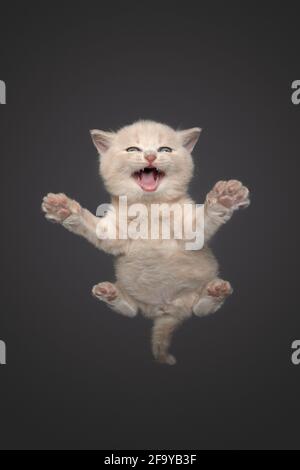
[207,279,233,298]
[92,282,118,302]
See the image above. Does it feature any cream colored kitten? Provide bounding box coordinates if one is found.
[42,120,250,365]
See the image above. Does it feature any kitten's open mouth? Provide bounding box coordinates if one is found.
[133,167,165,192]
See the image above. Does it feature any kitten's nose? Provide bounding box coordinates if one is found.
[145,154,157,164]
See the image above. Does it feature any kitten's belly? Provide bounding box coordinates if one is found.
[116,241,218,306]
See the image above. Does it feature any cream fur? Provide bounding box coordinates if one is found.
[42,120,250,365]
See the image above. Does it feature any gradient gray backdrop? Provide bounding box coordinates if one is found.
[0,4,299,450]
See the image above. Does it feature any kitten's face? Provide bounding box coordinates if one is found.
[91,121,201,202]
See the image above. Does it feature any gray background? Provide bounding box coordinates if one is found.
[0,4,299,450]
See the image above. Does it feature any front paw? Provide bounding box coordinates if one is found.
[42,193,82,223]
[207,180,250,210]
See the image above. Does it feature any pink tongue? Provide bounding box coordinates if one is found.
[140,171,157,190]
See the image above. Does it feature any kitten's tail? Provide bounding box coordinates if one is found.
[152,316,181,366]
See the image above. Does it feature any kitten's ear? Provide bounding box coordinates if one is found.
[178,127,202,152]
[90,129,115,154]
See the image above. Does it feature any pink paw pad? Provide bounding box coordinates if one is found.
[92,283,118,302]
[42,193,81,222]
[208,180,250,210]
[207,280,233,298]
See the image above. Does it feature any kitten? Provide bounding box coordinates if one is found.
[42,120,250,365]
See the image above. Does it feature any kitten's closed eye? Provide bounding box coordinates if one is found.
[126,147,142,152]
[158,147,173,153]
